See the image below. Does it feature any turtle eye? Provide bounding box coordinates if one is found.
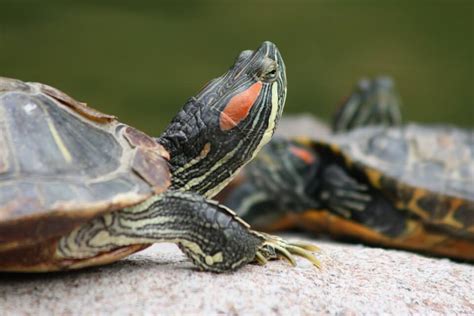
[262,64,278,81]
[266,68,277,78]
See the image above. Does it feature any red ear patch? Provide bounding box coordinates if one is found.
[219,81,262,131]
[289,146,316,165]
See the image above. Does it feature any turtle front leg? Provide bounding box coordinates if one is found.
[57,191,319,272]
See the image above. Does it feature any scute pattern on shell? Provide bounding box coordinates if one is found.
[334,124,474,201]
[0,77,170,248]
[324,124,474,237]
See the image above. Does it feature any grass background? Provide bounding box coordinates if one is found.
[1,1,472,135]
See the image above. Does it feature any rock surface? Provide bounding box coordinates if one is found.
[1,116,473,315]
[1,236,473,315]
[275,114,331,139]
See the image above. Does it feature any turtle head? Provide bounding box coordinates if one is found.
[332,76,402,133]
[158,41,287,197]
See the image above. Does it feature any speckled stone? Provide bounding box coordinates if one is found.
[1,116,473,315]
[1,236,473,315]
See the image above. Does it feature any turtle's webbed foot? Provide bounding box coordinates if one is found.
[320,164,371,218]
[254,232,321,268]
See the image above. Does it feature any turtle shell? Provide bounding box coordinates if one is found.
[0,77,171,252]
[320,124,474,234]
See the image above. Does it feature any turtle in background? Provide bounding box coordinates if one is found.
[219,77,474,261]
[0,41,320,273]
[273,76,401,140]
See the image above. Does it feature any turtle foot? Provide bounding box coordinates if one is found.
[254,232,321,268]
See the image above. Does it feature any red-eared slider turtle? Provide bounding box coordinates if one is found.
[0,41,320,272]
[220,77,474,261]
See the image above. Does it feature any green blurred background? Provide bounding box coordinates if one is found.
[1,1,472,135]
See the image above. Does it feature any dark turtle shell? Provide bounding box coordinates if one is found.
[316,124,474,236]
[0,77,171,252]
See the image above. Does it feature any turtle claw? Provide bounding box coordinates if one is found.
[254,252,268,265]
[255,233,321,268]
[289,240,321,252]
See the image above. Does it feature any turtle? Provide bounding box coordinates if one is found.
[0,41,320,273]
[219,76,474,261]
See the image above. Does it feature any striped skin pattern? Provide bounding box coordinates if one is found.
[58,191,263,272]
[55,42,321,272]
[159,42,286,199]
[223,138,322,228]
[332,76,402,133]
